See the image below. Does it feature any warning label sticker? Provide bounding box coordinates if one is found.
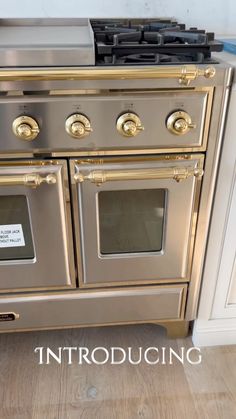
[0,224,25,248]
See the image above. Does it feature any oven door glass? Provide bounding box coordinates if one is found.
[71,155,204,287]
[98,189,166,254]
[0,161,75,292]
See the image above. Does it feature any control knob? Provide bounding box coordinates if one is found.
[12,116,40,141]
[166,111,196,135]
[116,112,144,137]
[65,114,93,139]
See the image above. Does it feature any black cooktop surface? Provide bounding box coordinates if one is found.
[91,19,223,65]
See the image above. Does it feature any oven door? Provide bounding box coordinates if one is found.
[0,160,75,292]
[71,155,204,287]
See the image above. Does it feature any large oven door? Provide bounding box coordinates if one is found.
[71,155,204,287]
[0,160,75,292]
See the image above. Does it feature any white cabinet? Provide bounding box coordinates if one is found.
[229,267,236,305]
[193,67,236,346]
[212,175,236,318]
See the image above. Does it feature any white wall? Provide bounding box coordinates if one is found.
[0,0,236,35]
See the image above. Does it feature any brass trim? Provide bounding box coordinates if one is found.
[0,173,57,187]
[75,154,198,164]
[0,159,60,167]
[75,165,204,185]
[0,65,216,85]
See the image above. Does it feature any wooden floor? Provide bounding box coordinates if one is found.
[0,324,235,419]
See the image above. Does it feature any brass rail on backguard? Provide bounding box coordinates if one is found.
[75,166,204,185]
[0,66,216,85]
[0,173,57,188]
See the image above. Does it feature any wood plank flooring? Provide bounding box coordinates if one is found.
[0,324,235,419]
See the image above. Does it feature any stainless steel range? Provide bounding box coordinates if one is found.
[0,18,233,337]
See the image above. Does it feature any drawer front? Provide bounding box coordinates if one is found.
[0,285,187,332]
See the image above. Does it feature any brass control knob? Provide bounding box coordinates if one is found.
[12,116,40,141]
[166,111,196,135]
[65,114,92,139]
[116,112,144,137]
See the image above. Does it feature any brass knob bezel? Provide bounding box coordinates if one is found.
[12,116,40,141]
[65,114,92,139]
[166,110,196,136]
[116,112,144,138]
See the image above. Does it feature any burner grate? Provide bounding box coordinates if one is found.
[91,19,222,66]
[101,52,208,66]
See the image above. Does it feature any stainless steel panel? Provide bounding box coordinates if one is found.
[0,160,76,291]
[0,285,186,331]
[71,155,204,286]
[0,19,95,66]
[0,91,208,153]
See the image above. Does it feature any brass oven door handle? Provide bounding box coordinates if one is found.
[75,166,204,186]
[0,173,57,188]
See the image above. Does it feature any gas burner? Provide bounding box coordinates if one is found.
[91,19,223,66]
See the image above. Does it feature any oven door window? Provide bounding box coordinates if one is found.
[98,189,166,255]
[0,195,34,261]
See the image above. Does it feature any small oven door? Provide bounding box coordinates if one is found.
[0,160,75,292]
[71,155,204,287]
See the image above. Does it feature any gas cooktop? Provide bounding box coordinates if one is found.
[0,18,223,67]
[91,19,223,65]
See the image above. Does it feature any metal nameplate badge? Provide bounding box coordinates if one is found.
[0,312,20,322]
